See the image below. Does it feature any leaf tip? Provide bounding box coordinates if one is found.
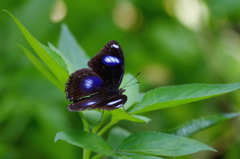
[54,132,62,143]
[2,10,12,15]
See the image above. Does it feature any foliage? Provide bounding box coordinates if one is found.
[1,1,240,159]
[4,11,240,159]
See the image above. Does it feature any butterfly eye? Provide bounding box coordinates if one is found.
[102,55,121,66]
[80,76,102,91]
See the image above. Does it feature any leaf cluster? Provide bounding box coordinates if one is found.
[6,11,240,159]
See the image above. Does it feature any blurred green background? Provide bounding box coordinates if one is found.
[1,0,240,159]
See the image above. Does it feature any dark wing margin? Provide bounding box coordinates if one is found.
[88,40,125,90]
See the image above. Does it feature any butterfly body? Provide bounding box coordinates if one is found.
[65,40,127,111]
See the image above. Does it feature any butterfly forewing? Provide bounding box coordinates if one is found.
[88,40,124,90]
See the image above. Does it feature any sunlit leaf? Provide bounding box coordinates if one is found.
[117,132,216,157]
[119,155,164,159]
[130,83,240,114]
[166,112,240,137]
[58,24,89,72]
[40,43,68,72]
[6,10,69,86]
[111,109,150,123]
[19,45,63,91]
[48,42,76,74]
[55,131,114,155]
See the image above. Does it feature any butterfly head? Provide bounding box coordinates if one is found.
[106,88,125,96]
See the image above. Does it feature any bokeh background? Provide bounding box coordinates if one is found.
[1,0,240,159]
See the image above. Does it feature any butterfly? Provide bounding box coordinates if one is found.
[65,40,127,111]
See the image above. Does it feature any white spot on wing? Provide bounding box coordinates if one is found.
[115,104,123,108]
[107,99,122,106]
[85,101,97,106]
[111,44,119,49]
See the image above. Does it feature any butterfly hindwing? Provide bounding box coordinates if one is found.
[68,93,102,111]
[88,40,124,90]
[66,68,106,101]
[95,94,127,110]
[68,93,127,111]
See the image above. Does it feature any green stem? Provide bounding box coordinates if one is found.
[92,124,101,134]
[83,149,91,159]
[79,112,90,132]
[91,154,105,159]
[97,120,118,136]
[92,111,111,134]
[79,112,92,159]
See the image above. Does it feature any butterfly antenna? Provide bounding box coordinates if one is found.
[122,72,140,88]
[122,81,139,89]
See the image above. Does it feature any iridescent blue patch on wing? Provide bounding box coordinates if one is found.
[80,76,102,91]
[102,55,121,66]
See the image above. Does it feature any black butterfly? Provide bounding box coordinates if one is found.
[65,40,127,111]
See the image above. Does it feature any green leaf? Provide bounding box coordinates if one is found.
[119,155,164,159]
[166,112,240,137]
[5,10,69,86]
[130,83,240,114]
[107,127,132,149]
[40,43,68,73]
[117,132,216,157]
[19,45,63,91]
[131,115,151,123]
[58,24,89,72]
[136,92,145,103]
[121,74,139,110]
[48,42,76,74]
[81,110,103,129]
[55,131,114,156]
[111,109,150,123]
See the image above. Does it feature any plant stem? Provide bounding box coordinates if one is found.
[92,124,101,134]
[83,149,91,159]
[97,120,117,136]
[79,112,90,132]
[91,154,105,159]
[80,112,91,159]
